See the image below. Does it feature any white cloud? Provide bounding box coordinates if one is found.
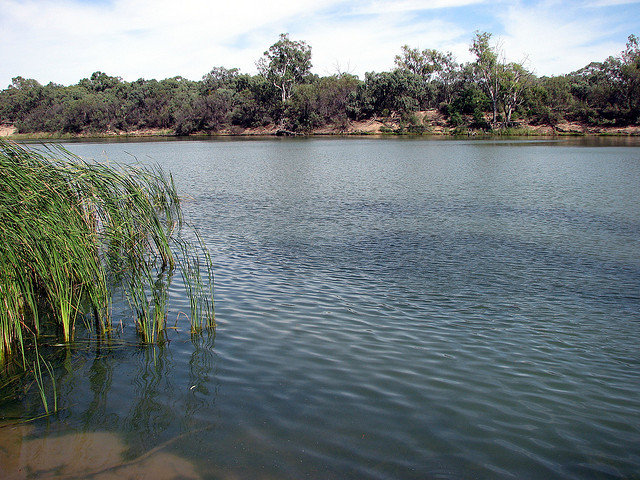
[304,12,468,77]
[351,0,486,15]
[0,0,638,87]
[496,2,630,75]
[0,0,346,85]
[588,0,640,6]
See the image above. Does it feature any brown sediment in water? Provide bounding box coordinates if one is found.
[0,424,200,479]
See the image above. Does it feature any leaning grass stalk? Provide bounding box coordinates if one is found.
[177,235,216,333]
[32,338,56,414]
[196,230,216,328]
[33,354,48,414]
[43,356,57,413]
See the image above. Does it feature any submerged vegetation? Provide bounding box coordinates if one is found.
[0,139,214,365]
[0,32,639,136]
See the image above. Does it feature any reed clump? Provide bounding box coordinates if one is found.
[0,139,214,363]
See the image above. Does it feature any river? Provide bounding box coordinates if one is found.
[1,136,639,479]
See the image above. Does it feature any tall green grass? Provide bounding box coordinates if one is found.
[177,232,216,334]
[0,139,214,363]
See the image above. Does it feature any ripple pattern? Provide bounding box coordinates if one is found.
[54,137,640,480]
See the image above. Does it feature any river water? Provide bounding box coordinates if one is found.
[1,137,639,479]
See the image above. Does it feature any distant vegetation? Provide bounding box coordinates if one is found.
[1,32,639,135]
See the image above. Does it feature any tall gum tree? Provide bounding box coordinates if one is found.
[470,31,501,127]
[470,31,531,127]
[257,33,312,107]
[500,62,532,125]
[620,34,640,120]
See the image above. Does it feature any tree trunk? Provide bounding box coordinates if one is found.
[492,101,497,127]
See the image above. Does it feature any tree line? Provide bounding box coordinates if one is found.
[1,32,639,135]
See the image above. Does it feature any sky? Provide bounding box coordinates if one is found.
[1,0,639,88]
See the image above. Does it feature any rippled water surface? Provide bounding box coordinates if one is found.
[2,137,640,479]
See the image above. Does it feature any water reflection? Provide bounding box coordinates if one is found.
[80,344,116,429]
[125,346,176,455]
[184,332,218,430]
[0,328,218,479]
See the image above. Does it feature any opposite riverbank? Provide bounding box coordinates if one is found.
[2,110,640,140]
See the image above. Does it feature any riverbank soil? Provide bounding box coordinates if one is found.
[2,110,639,138]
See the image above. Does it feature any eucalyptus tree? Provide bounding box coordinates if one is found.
[285,74,360,131]
[619,34,640,121]
[394,45,440,78]
[433,50,460,104]
[500,62,532,124]
[562,34,639,126]
[470,31,532,127]
[257,33,312,107]
[351,70,423,117]
[523,75,572,125]
[470,31,501,126]
[78,71,122,92]
[0,77,44,123]
[394,46,459,107]
[201,66,240,95]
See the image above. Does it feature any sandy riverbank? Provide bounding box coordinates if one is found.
[2,110,640,139]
